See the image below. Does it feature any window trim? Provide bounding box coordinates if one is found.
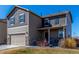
[50,19,55,26]
[9,16,15,26]
[19,13,25,24]
[44,18,50,27]
[55,18,59,25]
[58,29,64,38]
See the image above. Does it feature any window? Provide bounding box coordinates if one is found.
[55,18,59,25]
[19,13,25,24]
[58,29,64,39]
[9,16,15,26]
[50,20,54,26]
[44,18,50,27]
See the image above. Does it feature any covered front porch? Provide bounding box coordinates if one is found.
[37,26,66,46]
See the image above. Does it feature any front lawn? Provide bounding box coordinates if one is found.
[0,47,79,54]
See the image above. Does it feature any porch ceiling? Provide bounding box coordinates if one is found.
[37,25,65,31]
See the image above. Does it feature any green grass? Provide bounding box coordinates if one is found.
[15,48,79,54]
[0,47,79,54]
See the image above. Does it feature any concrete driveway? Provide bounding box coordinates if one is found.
[0,45,21,50]
[0,45,60,50]
[0,45,39,50]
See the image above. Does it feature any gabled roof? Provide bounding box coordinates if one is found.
[6,6,72,22]
[42,11,72,22]
[7,5,41,18]
[42,11,69,18]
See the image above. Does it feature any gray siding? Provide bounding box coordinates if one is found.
[59,17,66,26]
[66,13,72,37]
[8,25,28,35]
[50,30,58,39]
[29,12,42,45]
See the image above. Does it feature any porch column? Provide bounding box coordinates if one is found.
[63,27,66,39]
[48,27,50,44]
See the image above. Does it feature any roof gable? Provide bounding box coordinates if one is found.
[7,6,28,18]
[7,6,41,18]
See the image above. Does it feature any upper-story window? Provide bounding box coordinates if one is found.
[44,18,50,27]
[9,16,15,26]
[19,13,25,24]
[50,19,54,26]
[55,18,59,25]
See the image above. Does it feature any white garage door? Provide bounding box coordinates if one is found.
[11,34,26,46]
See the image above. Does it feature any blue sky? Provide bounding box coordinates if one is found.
[0,5,79,37]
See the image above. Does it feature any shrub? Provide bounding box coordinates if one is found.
[36,39,48,47]
[65,38,77,48]
[59,38,77,49]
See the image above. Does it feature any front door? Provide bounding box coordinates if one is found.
[44,31,48,42]
[43,31,59,47]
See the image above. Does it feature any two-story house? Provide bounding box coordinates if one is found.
[7,6,72,46]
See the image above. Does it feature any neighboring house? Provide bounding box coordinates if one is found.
[0,20,7,45]
[7,6,72,46]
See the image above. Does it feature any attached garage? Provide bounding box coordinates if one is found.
[7,25,29,46]
[11,34,26,46]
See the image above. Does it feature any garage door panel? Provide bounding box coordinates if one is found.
[11,35,26,46]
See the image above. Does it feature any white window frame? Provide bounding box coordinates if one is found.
[50,19,54,26]
[19,13,25,24]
